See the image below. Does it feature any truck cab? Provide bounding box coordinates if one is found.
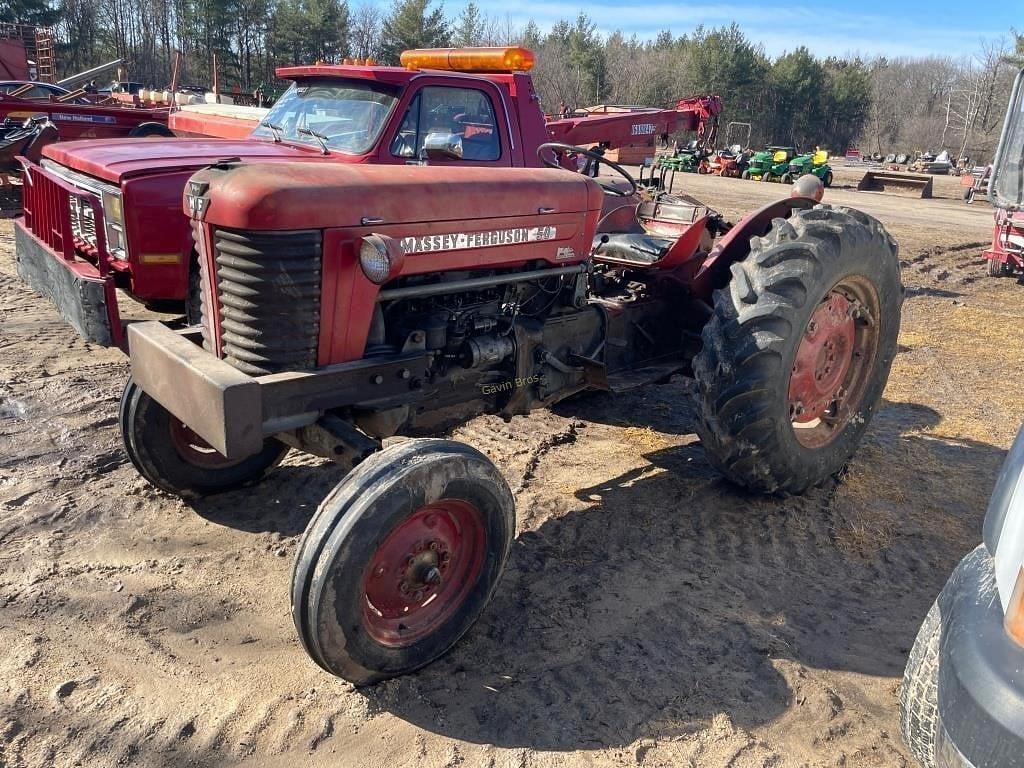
[14,47,550,347]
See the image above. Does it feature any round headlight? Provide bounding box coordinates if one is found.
[359,235,391,284]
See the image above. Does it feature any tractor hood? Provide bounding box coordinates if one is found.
[42,137,316,184]
[189,162,606,231]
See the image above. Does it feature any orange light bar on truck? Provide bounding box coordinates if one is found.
[400,47,535,73]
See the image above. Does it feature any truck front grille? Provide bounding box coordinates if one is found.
[69,196,97,245]
[208,227,322,376]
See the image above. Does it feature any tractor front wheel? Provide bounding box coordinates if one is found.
[694,205,902,494]
[741,169,752,180]
[761,172,772,182]
[781,173,794,184]
[291,438,515,685]
[120,379,289,498]
[987,257,1010,277]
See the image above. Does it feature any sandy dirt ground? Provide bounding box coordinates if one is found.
[2,166,1022,768]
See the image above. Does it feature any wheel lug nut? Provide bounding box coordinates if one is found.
[429,541,438,551]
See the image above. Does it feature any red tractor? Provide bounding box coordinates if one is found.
[117,93,903,682]
[14,46,718,348]
[984,208,1024,277]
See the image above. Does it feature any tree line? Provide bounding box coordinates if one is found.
[2,0,1021,159]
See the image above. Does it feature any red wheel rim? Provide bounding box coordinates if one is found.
[362,500,486,648]
[788,278,881,449]
[169,419,243,469]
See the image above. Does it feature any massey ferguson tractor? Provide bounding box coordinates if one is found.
[115,51,902,686]
[14,46,719,348]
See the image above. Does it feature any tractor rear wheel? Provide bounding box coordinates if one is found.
[823,170,834,187]
[741,169,752,180]
[291,438,515,685]
[781,173,794,184]
[120,378,289,498]
[761,172,772,182]
[693,205,902,494]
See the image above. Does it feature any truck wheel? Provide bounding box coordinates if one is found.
[899,601,941,768]
[119,378,288,498]
[129,121,174,138]
[694,205,902,494]
[291,438,515,685]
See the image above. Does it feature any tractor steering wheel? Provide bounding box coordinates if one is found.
[537,142,638,197]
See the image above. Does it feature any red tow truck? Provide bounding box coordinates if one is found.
[14,47,720,347]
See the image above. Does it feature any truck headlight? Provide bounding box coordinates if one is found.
[102,190,128,259]
[359,234,404,285]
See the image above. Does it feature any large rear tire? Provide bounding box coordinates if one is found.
[693,205,902,494]
[899,601,941,768]
[120,378,288,498]
[291,438,515,685]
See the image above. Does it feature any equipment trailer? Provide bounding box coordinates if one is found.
[115,54,904,683]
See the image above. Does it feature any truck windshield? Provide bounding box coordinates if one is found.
[251,80,400,155]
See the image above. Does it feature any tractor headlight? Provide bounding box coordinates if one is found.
[359,234,404,285]
[102,190,128,259]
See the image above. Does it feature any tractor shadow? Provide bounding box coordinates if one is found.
[358,393,1004,751]
[187,459,347,537]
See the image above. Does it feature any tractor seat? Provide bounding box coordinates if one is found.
[594,233,674,265]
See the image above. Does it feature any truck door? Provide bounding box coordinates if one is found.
[384,82,513,167]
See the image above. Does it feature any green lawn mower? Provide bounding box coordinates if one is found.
[783,150,833,187]
[657,140,709,173]
[741,146,797,181]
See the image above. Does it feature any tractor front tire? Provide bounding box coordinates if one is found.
[987,258,1009,277]
[694,205,902,494]
[120,378,289,498]
[761,172,772,182]
[291,438,515,685]
[741,169,752,180]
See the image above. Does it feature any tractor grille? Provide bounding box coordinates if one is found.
[207,227,323,376]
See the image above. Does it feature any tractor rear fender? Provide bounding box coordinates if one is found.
[689,196,817,299]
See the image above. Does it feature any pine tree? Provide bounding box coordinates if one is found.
[379,0,449,65]
[0,0,59,25]
[454,1,482,47]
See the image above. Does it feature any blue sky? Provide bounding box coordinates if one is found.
[459,0,1015,59]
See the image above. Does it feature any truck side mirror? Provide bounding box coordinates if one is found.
[990,68,1024,210]
[422,131,463,161]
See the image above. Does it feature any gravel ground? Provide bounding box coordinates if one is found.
[1,166,1021,768]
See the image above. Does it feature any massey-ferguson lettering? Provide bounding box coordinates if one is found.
[13,46,721,347]
[119,137,902,684]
